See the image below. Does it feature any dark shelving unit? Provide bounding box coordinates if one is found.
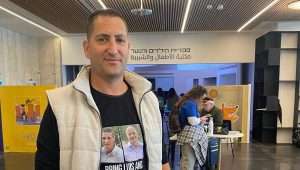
[253,32,300,143]
[253,32,300,144]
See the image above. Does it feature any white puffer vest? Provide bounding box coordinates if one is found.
[47,66,162,170]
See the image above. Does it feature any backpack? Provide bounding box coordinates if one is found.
[169,107,182,135]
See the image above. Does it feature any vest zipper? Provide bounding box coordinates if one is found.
[87,101,102,169]
[76,90,102,169]
[137,90,152,170]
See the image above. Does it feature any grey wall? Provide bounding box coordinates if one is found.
[0,26,61,86]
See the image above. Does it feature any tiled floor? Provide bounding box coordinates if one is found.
[0,143,300,170]
[169,142,300,170]
[0,152,34,170]
[220,143,300,170]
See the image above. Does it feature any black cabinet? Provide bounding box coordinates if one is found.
[253,32,281,143]
[253,109,278,143]
[255,32,281,55]
[253,32,300,144]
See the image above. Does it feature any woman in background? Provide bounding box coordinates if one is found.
[174,86,208,170]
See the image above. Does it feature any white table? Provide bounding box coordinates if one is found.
[207,131,244,139]
[169,131,243,170]
[207,131,244,170]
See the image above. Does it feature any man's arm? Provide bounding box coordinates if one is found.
[35,104,59,170]
[214,107,224,126]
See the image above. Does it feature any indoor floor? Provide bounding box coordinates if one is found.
[0,143,299,170]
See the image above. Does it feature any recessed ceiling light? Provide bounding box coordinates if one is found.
[181,0,193,33]
[288,1,300,10]
[97,0,107,9]
[131,0,152,16]
[217,4,224,10]
[207,4,213,10]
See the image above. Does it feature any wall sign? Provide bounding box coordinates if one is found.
[130,48,192,63]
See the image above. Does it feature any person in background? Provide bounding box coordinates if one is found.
[156,87,166,113]
[200,97,223,127]
[166,88,179,112]
[179,93,185,98]
[174,86,208,170]
[163,88,178,165]
[200,97,223,170]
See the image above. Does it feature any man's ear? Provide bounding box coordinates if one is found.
[83,40,90,59]
[128,42,131,51]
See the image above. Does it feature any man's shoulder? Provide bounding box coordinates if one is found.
[212,106,222,113]
[137,90,159,105]
[201,110,209,115]
[47,84,74,97]
[48,84,72,93]
[47,84,77,107]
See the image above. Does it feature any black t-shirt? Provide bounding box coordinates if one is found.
[35,86,168,170]
[91,86,147,170]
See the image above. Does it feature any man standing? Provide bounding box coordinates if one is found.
[201,97,223,127]
[35,9,169,170]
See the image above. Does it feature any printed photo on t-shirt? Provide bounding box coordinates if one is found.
[100,124,144,170]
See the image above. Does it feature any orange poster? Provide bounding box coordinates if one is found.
[206,85,251,143]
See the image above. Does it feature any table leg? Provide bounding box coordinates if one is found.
[230,138,235,158]
[217,139,221,170]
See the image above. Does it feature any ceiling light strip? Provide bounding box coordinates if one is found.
[0,6,61,38]
[97,0,107,9]
[288,1,300,9]
[181,0,193,33]
[237,0,280,32]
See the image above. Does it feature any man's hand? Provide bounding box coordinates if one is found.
[162,163,171,170]
[200,115,209,123]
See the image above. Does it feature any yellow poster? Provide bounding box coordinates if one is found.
[0,85,55,152]
[206,85,251,143]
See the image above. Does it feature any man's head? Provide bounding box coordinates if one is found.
[125,126,139,146]
[83,9,130,80]
[102,127,116,153]
[202,97,215,112]
[86,9,128,40]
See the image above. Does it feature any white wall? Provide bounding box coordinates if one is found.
[61,36,89,65]
[135,67,217,95]
[174,69,217,94]
[39,38,62,86]
[134,64,242,94]
[61,32,261,65]
[155,77,174,91]
[275,21,300,32]
[276,32,298,143]
[0,26,61,86]
[217,64,241,85]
